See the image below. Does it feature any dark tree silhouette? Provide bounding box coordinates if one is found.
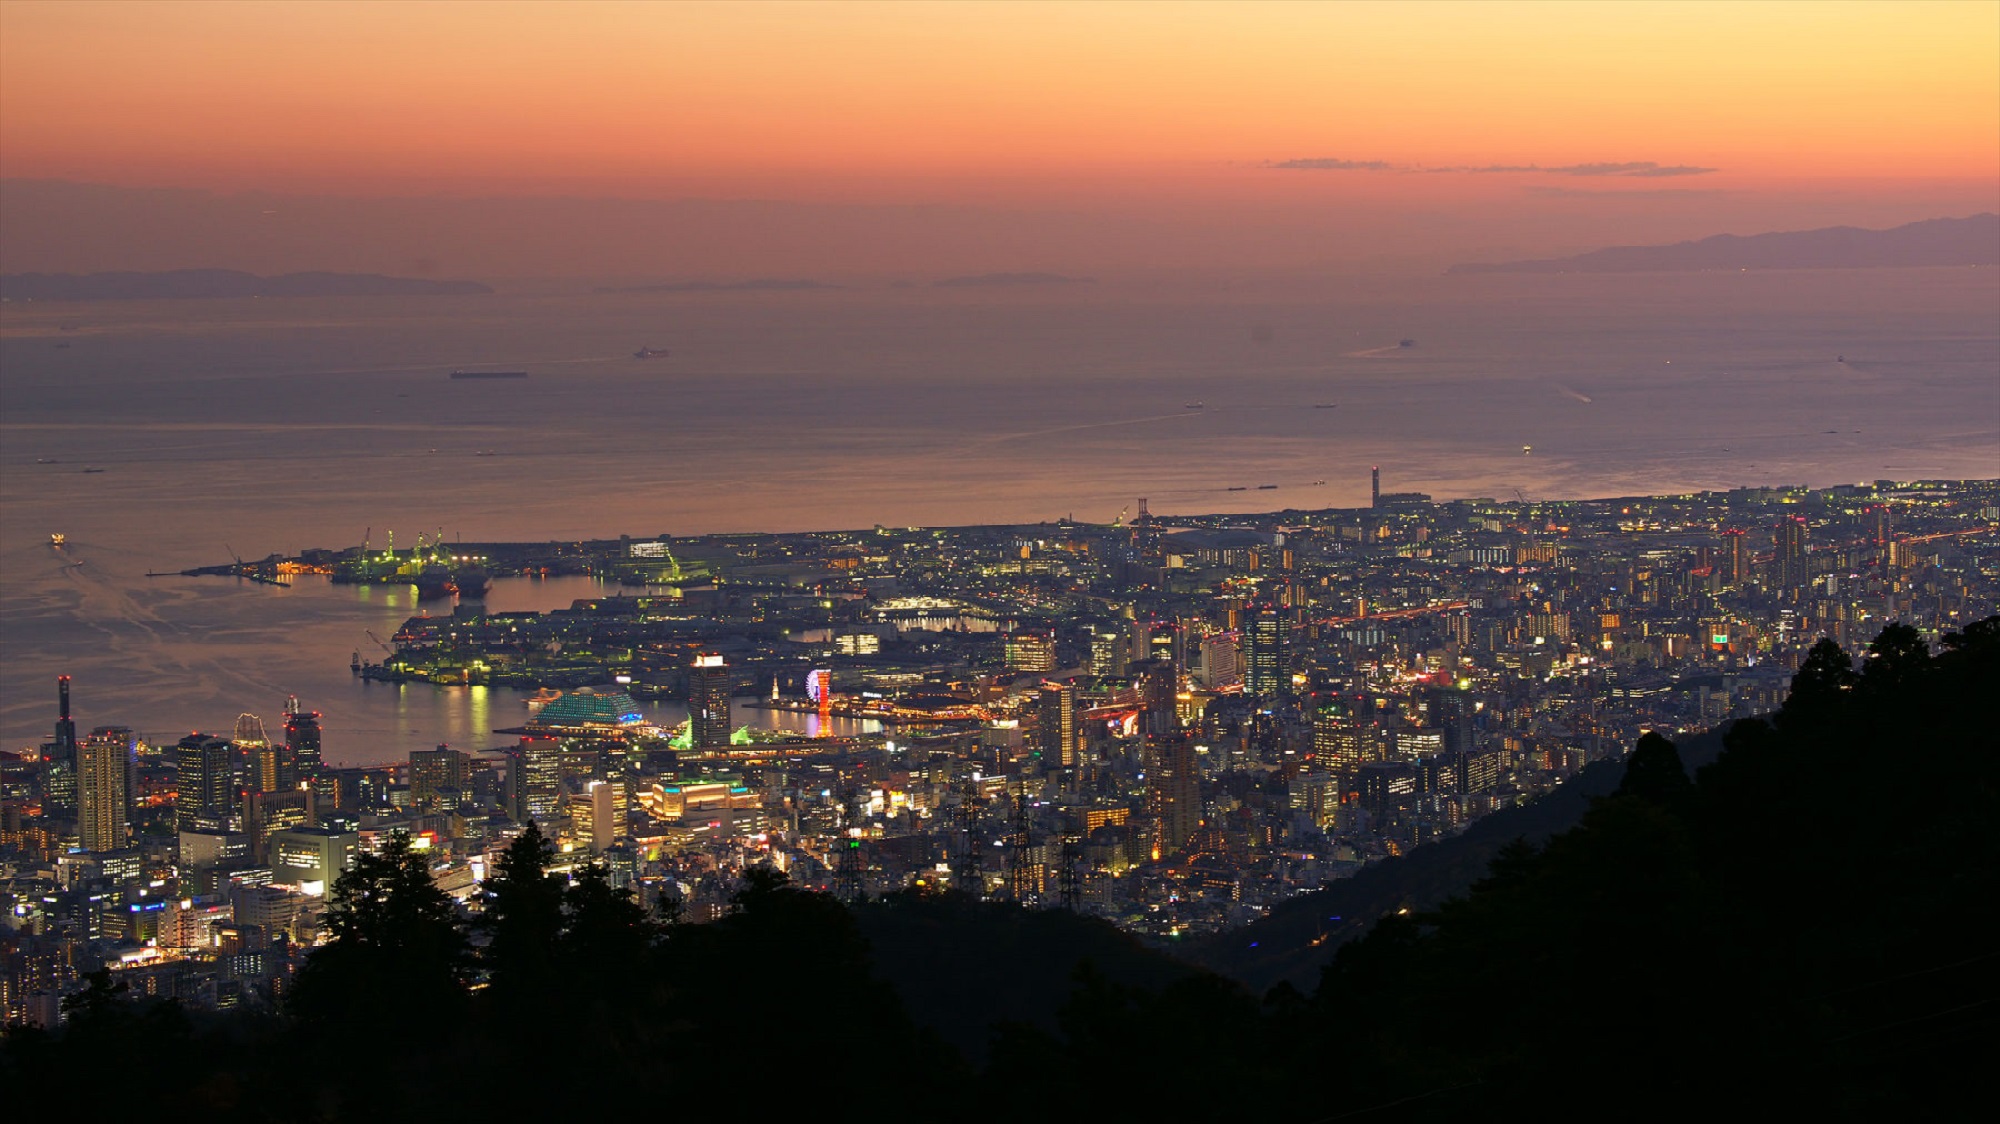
[290,829,467,1026]
[1780,637,1855,730]
[476,820,565,1006]
[1860,620,1931,694]
[1617,731,1692,804]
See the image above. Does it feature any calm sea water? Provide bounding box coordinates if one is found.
[4,270,1996,759]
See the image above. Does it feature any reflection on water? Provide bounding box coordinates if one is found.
[6,278,1992,759]
[0,566,879,768]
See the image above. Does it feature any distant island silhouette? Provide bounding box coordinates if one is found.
[1450,213,1999,273]
[934,272,1094,287]
[0,269,493,300]
[593,279,837,294]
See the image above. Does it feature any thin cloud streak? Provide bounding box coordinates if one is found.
[1275,159,1719,177]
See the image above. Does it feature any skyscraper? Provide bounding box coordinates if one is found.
[175,733,238,833]
[689,653,732,750]
[505,737,563,825]
[285,701,324,794]
[43,676,80,818]
[1243,603,1288,698]
[1313,697,1374,771]
[1723,529,1748,587]
[78,726,133,853]
[1038,682,1079,767]
[410,744,471,808]
[1774,516,1809,589]
[1148,733,1201,860]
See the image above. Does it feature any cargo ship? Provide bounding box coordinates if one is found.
[449,370,529,380]
[413,566,493,600]
[634,347,671,359]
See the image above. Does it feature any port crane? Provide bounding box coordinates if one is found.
[365,630,396,656]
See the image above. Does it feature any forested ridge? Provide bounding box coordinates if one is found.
[8,620,1994,1121]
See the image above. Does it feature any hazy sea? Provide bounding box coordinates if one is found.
[3,269,1996,761]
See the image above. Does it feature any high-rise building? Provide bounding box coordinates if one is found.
[284,699,322,784]
[1004,630,1056,672]
[1423,687,1477,755]
[175,734,238,833]
[43,676,80,818]
[1038,682,1079,767]
[77,726,133,853]
[1313,697,1375,771]
[1773,516,1808,589]
[1196,630,1241,690]
[1723,529,1748,587]
[505,737,563,825]
[1085,622,1129,678]
[689,653,733,750]
[1243,604,1289,698]
[1148,734,1201,860]
[410,744,471,808]
[246,788,314,863]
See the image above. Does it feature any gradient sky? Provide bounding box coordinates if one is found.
[2,0,1996,276]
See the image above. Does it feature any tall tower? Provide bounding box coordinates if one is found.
[1038,682,1079,767]
[689,653,732,750]
[284,704,323,788]
[1723,529,1748,587]
[1774,516,1808,590]
[1146,733,1201,861]
[1371,465,1381,508]
[78,726,133,853]
[1243,603,1288,698]
[44,676,81,818]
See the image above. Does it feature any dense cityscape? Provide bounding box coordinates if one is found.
[6,474,1995,1026]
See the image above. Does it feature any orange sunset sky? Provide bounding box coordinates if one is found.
[2,0,1996,277]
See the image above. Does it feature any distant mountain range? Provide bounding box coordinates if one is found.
[593,278,837,294]
[0,269,492,300]
[1450,213,2000,274]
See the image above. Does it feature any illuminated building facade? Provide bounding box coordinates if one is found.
[77,725,132,853]
[1243,603,1288,698]
[1774,516,1808,589]
[270,826,359,893]
[175,733,238,833]
[1038,682,1079,766]
[689,655,732,750]
[1004,630,1056,672]
[410,744,471,809]
[44,676,80,819]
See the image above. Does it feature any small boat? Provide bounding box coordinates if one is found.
[1399,339,1416,348]
[1184,401,1205,409]
[1226,486,1248,492]
[449,370,529,380]
[1522,445,1533,455]
[1257,484,1278,490]
[1313,403,1337,409]
[36,457,58,464]
[50,533,65,546]
[634,347,671,359]
[81,467,106,474]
